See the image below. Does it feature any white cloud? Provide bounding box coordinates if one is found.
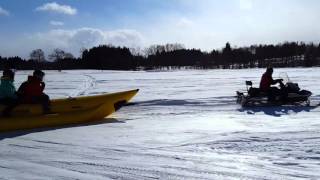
[36,2,77,15]
[176,18,194,28]
[0,6,9,16]
[20,28,144,58]
[50,21,64,26]
[2,0,320,58]
[0,28,144,58]
[239,0,253,10]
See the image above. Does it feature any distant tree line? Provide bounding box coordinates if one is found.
[1,42,320,70]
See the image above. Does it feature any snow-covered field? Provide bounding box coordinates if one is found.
[1,68,320,179]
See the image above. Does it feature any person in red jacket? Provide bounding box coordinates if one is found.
[18,70,51,113]
[259,67,286,101]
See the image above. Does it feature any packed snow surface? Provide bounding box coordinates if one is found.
[1,68,320,179]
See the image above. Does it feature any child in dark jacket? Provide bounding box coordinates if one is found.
[18,70,51,114]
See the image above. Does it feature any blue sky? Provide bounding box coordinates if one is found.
[0,0,320,58]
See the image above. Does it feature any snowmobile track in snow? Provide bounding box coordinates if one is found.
[69,73,97,97]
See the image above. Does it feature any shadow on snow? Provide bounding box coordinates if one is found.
[0,118,124,141]
[238,105,319,117]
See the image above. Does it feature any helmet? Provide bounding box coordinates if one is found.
[33,70,45,77]
[3,69,15,79]
[266,67,273,74]
[33,69,45,79]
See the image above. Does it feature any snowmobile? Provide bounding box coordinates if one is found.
[236,73,312,107]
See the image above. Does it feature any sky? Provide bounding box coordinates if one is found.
[0,0,320,58]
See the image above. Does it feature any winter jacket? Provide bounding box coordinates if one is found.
[18,76,45,102]
[0,77,17,99]
[259,73,275,92]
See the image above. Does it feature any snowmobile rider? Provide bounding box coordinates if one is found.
[259,67,286,101]
[0,69,19,117]
[18,70,51,114]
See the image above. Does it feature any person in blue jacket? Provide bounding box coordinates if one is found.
[0,69,18,117]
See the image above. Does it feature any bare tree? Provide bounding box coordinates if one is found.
[30,49,45,62]
[144,43,185,56]
[64,52,74,59]
[48,48,74,61]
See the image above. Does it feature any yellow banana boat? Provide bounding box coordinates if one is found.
[0,89,139,132]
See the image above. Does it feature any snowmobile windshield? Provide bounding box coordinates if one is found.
[278,72,291,84]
